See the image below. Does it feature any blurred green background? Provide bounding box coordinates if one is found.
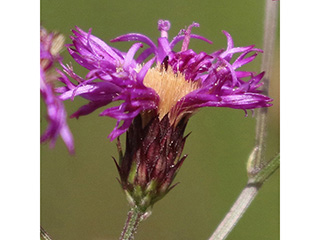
[40,0,279,239]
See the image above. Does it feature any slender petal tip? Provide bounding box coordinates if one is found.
[158,19,171,32]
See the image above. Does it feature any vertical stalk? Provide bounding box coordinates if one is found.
[119,206,144,240]
[252,0,279,169]
[208,1,279,239]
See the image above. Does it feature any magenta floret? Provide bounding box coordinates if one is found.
[57,20,272,140]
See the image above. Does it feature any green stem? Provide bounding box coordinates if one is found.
[249,153,280,185]
[119,206,144,240]
[209,154,279,240]
[252,0,279,169]
[208,183,260,240]
[208,1,279,239]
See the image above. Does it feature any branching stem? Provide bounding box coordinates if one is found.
[208,1,279,239]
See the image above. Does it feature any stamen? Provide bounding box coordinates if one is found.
[158,20,171,38]
[181,22,200,51]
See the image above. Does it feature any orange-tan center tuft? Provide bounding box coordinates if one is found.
[143,65,200,121]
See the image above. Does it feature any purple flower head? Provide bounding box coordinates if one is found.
[58,20,272,209]
[58,20,272,141]
[41,27,74,154]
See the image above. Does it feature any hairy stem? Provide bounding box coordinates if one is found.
[119,206,144,240]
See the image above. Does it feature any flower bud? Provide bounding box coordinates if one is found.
[115,113,188,211]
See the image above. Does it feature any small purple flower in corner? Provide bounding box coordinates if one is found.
[40,27,74,154]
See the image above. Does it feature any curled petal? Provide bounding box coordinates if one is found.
[170,34,212,50]
[136,47,154,63]
[136,57,155,83]
[123,43,143,69]
[111,33,157,51]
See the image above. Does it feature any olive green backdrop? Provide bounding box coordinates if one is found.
[40,0,280,239]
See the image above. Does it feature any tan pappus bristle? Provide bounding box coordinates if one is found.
[143,65,200,122]
[51,33,65,56]
[40,29,65,71]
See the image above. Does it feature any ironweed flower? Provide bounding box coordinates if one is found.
[40,27,74,153]
[57,20,272,210]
